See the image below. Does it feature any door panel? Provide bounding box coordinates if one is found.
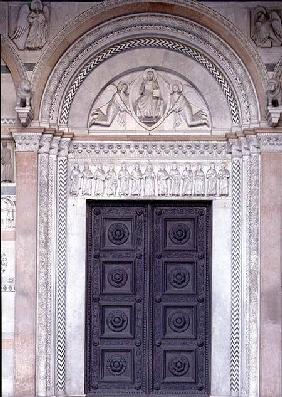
[86,201,211,396]
[85,203,147,394]
[151,205,210,395]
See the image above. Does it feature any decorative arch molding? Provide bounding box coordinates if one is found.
[1,37,27,88]
[33,0,267,124]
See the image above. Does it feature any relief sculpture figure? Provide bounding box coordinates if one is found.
[135,69,164,126]
[169,163,181,196]
[251,7,282,47]
[218,164,230,196]
[69,164,82,196]
[105,166,118,196]
[194,164,205,196]
[168,81,208,128]
[206,164,217,196]
[267,78,282,107]
[143,164,156,196]
[93,165,105,196]
[118,164,130,196]
[89,81,130,128]
[81,163,93,196]
[181,164,193,196]
[1,142,13,183]
[157,165,170,196]
[11,0,49,50]
[130,164,142,196]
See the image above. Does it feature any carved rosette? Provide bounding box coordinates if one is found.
[108,268,128,288]
[168,355,190,376]
[108,223,129,245]
[168,268,190,288]
[106,310,128,332]
[106,356,127,375]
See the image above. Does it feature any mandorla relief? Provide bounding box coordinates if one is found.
[69,162,230,198]
[88,69,209,131]
[251,7,282,48]
[11,0,49,50]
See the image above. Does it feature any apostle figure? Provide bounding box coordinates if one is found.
[218,164,230,196]
[169,163,181,196]
[206,163,217,196]
[181,164,193,196]
[135,69,164,125]
[93,165,105,196]
[81,163,93,196]
[143,163,156,196]
[168,81,208,128]
[105,165,118,196]
[69,163,82,196]
[118,164,130,196]
[194,164,205,196]
[130,164,143,196]
[89,81,130,128]
[157,165,169,196]
[1,142,13,183]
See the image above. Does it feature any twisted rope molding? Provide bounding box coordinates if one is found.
[59,37,240,126]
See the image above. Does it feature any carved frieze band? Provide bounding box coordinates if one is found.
[59,37,240,126]
[68,161,230,199]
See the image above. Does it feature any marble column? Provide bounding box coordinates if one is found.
[12,132,42,397]
[260,150,282,397]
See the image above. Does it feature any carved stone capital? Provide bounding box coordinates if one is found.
[58,138,71,157]
[49,136,61,156]
[39,134,53,154]
[229,139,242,158]
[12,132,42,152]
[15,106,33,127]
[266,106,282,127]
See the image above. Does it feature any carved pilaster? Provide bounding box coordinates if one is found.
[56,137,71,395]
[230,140,242,396]
[37,134,53,396]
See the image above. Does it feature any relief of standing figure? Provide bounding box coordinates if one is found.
[206,164,217,196]
[81,163,93,196]
[93,165,105,196]
[218,164,230,196]
[130,164,143,196]
[181,164,193,196]
[194,164,205,196]
[105,165,118,196]
[69,164,82,196]
[169,163,181,196]
[143,164,156,196]
[157,165,170,196]
[118,164,130,196]
[1,142,13,183]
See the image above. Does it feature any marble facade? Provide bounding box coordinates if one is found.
[1,1,282,397]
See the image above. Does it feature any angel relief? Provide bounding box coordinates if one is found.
[88,69,210,131]
[11,0,49,50]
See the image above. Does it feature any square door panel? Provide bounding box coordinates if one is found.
[101,305,134,338]
[102,261,134,294]
[101,349,133,382]
[102,218,133,250]
[163,350,196,383]
[163,306,196,339]
[164,218,196,251]
[163,261,196,294]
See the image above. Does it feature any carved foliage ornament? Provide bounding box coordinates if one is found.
[89,69,209,131]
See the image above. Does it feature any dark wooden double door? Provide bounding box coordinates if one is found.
[86,202,211,396]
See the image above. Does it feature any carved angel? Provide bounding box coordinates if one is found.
[11,0,49,50]
[168,81,209,128]
[252,7,282,47]
[89,81,131,128]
